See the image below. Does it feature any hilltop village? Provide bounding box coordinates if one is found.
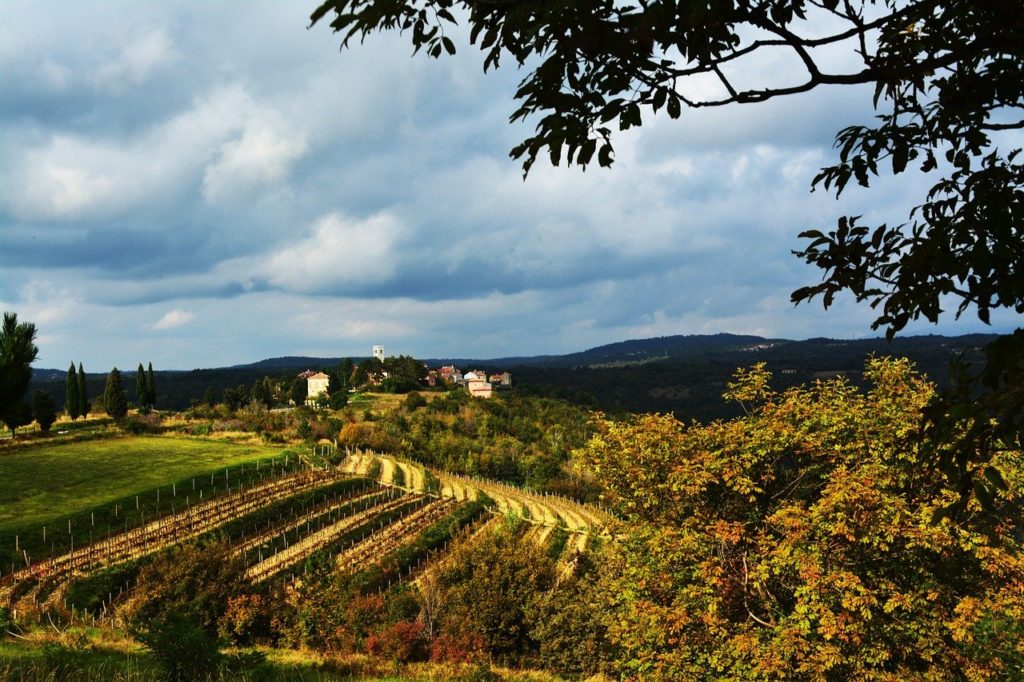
[299,345,511,404]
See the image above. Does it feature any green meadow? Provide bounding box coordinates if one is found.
[0,436,302,569]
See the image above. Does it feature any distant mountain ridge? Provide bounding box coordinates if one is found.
[41,332,999,374]
[32,332,1001,415]
[217,333,775,370]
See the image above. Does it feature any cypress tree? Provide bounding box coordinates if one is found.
[146,362,156,408]
[136,363,148,408]
[66,362,81,420]
[77,363,88,418]
[103,367,128,420]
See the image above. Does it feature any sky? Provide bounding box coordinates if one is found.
[1,2,1018,370]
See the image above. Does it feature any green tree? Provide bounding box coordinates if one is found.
[580,359,1024,679]
[31,389,56,433]
[0,312,39,434]
[222,385,248,412]
[146,361,156,407]
[65,362,81,420]
[312,0,1024,502]
[290,377,308,406]
[339,357,354,390]
[329,390,349,410]
[252,376,272,408]
[136,363,149,409]
[2,402,32,437]
[77,362,88,418]
[103,367,128,420]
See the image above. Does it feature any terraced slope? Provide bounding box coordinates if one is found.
[3,448,608,619]
[1,466,339,607]
[340,451,610,543]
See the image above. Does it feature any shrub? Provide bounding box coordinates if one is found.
[366,620,427,663]
[403,392,427,411]
[429,632,486,664]
[136,606,223,682]
[220,594,274,645]
[120,412,164,435]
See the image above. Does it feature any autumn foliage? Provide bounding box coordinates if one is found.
[582,358,1024,679]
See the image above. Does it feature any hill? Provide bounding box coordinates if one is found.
[28,333,999,415]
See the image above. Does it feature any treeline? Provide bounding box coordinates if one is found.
[513,333,995,420]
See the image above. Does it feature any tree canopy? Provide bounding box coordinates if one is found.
[581,358,1024,678]
[0,312,39,434]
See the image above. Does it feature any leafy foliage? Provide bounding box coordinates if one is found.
[431,519,555,662]
[135,606,224,682]
[31,389,56,433]
[124,541,248,636]
[340,392,597,497]
[580,358,1024,679]
[0,312,38,434]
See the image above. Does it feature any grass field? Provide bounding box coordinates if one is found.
[0,630,498,681]
[0,436,303,569]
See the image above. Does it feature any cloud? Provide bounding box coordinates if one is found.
[201,115,308,202]
[92,28,177,89]
[3,83,308,222]
[259,211,405,292]
[152,309,194,330]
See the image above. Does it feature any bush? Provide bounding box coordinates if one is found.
[403,392,427,411]
[120,412,164,435]
[136,607,223,682]
[189,421,213,436]
[31,389,56,433]
[220,594,274,645]
[366,620,427,663]
[429,632,486,664]
[582,359,1024,679]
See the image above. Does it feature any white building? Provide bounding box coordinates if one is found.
[307,372,330,401]
[465,374,493,399]
[373,345,385,362]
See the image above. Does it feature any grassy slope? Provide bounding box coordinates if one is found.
[0,632,514,681]
[0,436,293,542]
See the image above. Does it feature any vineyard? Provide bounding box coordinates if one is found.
[0,445,609,622]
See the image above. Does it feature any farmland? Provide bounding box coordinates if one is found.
[0,427,608,679]
[0,436,305,572]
